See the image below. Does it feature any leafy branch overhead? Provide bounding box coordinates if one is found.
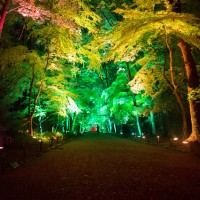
[106,7,200,62]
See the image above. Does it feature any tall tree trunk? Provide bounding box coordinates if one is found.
[136,113,142,136]
[113,123,116,133]
[72,113,77,133]
[167,0,199,141]
[177,40,200,142]
[38,115,43,134]
[110,115,116,133]
[108,118,112,133]
[79,122,82,134]
[164,35,188,138]
[150,111,156,135]
[65,117,69,133]
[69,115,73,132]
[0,0,9,37]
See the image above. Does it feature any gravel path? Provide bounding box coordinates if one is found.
[0,133,200,200]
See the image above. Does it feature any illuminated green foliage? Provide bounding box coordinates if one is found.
[0,0,200,139]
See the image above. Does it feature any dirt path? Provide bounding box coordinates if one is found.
[0,133,200,200]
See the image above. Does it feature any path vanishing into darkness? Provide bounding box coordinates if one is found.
[1,133,200,200]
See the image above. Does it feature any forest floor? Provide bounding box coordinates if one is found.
[0,133,200,200]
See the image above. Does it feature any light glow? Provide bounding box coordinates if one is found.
[173,137,178,141]
[0,147,4,150]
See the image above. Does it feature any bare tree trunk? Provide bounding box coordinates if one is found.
[108,118,112,133]
[177,40,200,142]
[113,122,116,133]
[72,113,77,133]
[150,111,156,135]
[0,0,9,37]
[38,115,43,134]
[136,113,142,136]
[164,35,188,138]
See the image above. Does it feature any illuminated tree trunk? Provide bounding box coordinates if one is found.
[113,122,116,133]
[177,40,200,142]
[65,117,69,133]
[164,36,188,138]
[69,115,73,132]
[136,113,142,136]
[111,115,116,133]
[72,113,77,133]
[79,122,82,133]
[108,118,112,133]
[150,111,156,135]
[38,114,43,134]
[37,99,44,134]
[0,0,9,37]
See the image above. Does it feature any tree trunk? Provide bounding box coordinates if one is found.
[150,111,156,135]
[164,36,188,138]
[108,118,112,133]
[0,0,9,37]
[69,115,73,132]
[177,40,200,142]
[65,117,69,133]
[136,113,142,136]
[39,115,43,134]
[28,115,33,136]
[113,121,116,133]
[72,113,77,133]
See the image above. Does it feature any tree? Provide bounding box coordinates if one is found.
[167,0,200,141]
[0,45,43,132]
[106,0,200,141]
[177,41,200,141]
[0,0,9,37]
[0,0,52,37]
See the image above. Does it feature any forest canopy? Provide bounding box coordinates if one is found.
[0,0,200,142]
